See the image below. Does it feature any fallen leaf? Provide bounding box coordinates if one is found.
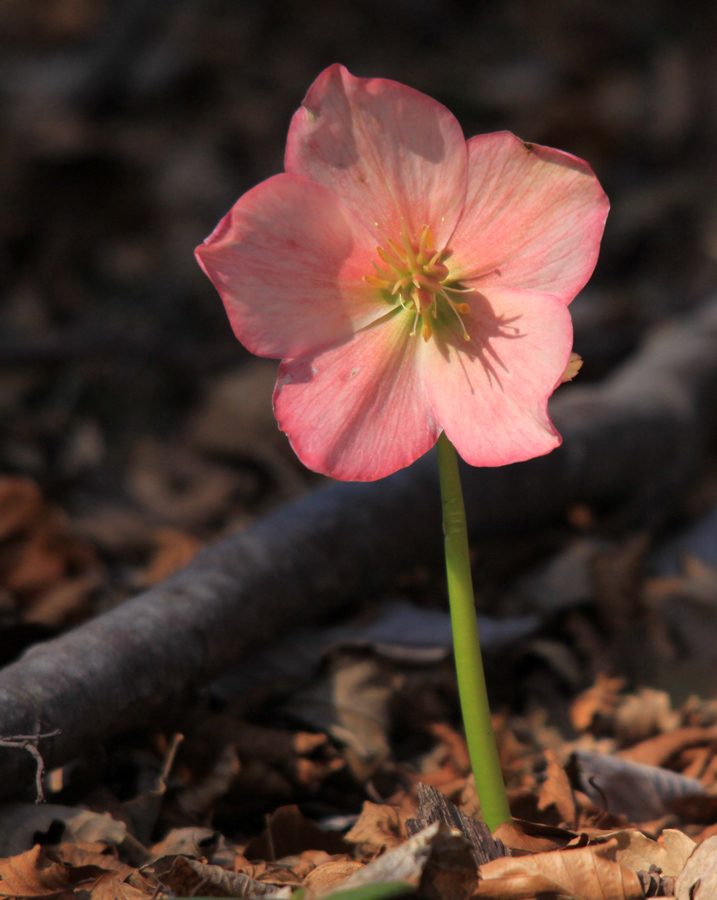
[345,802,407,852]
[136,527,203,586]
[596,828,696,876]
[309,822,476,900]
[571,674,626,733]
[614,687,680,747]
[0,803,128,859]
[303,861,366,893]
[0,845,73,899]
[82,870,155,900]
[493,819,575,855]
[619,726,717,767]
[676,835,717,899]
[160,854,292,898]
[474,839,644,900]
[538,750,576,827]
[245,806,350,861]
[0,477,43,540]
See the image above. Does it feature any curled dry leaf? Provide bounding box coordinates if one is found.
[474,839,644,900]
[595,828,696,877]
[159,854,292,898]
[493,819,576,855]
[0,802,128,859]
[537,749,577,827]
[676,835,717,900]
[619,726,717,768]
[303,860,366,894]
[345,801,408,853]
[571,673,625,733]
[0,845,73,899]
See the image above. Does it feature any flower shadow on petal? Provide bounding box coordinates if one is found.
[300,66,450,172]
[432,291,524,394]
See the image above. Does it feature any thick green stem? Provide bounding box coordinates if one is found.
[435,432,512,832]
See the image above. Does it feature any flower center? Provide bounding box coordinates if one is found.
[363,223,472,342]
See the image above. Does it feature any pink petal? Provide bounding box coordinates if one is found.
[448,132,609,303]
[285,64,468,247]
[424,286,573,466]
[273,314,440,481]
[195,173,385,360]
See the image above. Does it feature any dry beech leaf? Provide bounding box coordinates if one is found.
[0,803,128,859]
[137,527,203,587]
[571,674,626,733]
[537,750,576,827]
[345,802,407,852]
[81,870,155,900]
[0,845,112,899]
[303,860,366,893]
[0,845,74,899]
[676,835,717,900]
[0,477,43,540]
[244,805,350,861]
[596,827,696,877]
[310,822,476,900]
[493,819,575,855]
[160,855,292,898]
[619,726,717,768]
[474,839,643,900]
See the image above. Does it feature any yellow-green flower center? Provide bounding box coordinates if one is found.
[364,223,471,341]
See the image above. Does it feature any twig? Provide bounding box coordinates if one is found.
[0,729,60,803]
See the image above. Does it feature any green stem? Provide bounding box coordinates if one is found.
[435,432,512,832]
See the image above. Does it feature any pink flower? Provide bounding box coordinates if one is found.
[196,64,609,482]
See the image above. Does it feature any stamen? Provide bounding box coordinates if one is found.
[440,289,471,341]
[364,274,390,289]
[366,226,473,342]
[400,230,417,269]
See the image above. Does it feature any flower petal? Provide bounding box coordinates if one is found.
[195,173,385,359]
[273,313,439,481]
[285,64,468,247]
[448,132,609,303]
[425,286,574,466]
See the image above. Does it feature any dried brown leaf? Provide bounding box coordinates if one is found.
[0,803,128,859]
[244,805,350,861]
[537,750,576,827]
[493,819,575,855]
[160,854,292,898]
[345,802,408,852]
[0,845,73,899]
[571,674,626,733]
[81,871,155,900]
[303,860,366,893]
[619,726,717,767]
[676,835,717,899]
[595,828,696,877]
[309,822,476,900]
[0,477,42,540]
[474,839,644,900]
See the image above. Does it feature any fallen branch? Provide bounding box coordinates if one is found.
[0,299,717,798]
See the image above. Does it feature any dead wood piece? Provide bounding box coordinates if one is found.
[405,782,509,866]
[1,299,717,799]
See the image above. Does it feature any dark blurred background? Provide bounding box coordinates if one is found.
[1,0,716,576]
